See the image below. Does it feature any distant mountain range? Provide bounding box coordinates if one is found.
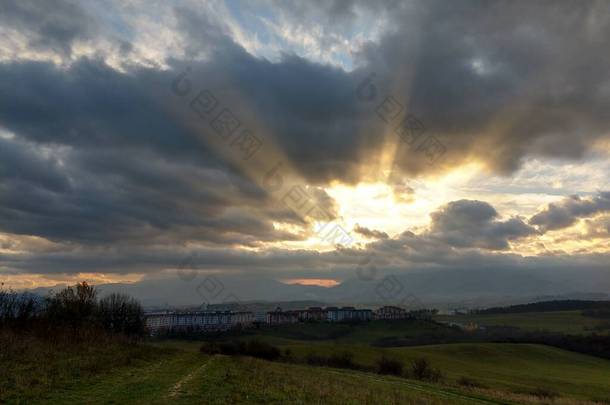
[26,266,610,310]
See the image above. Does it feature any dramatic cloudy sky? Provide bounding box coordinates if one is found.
[1,0,609,295]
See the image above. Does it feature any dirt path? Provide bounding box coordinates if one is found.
[38,351,211,404]
[167,357,214,399]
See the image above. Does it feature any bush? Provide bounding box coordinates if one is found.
[305,353,327,366]
[376,356,404,376]
[1,283,145,341]
[410,358,443,382]
[200,339,281,361]
[46,282,98,327]
[0,287,41,328]
[200,341,221,355]
[218,341,240,355]
[457,376,485,388]
[327,351,355,369]
[244,339,281,361]
[97,293,144,336]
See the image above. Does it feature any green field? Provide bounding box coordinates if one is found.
[38,351,505,405]
[24,340,610,404]
[5,321,610,404]
[434,310,610,335]
[250,319,446,344]
[277,341,610,403]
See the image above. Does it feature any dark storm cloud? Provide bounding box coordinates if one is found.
[0,0,609,279]
[0,0,96,56]
[530,192,610,232]
[0,136,70,193]
[0,139,306,246]
[428,200,536,250]
[173,0,610,181]
[3,197,607,287]
[355,0,610,174]
[2,1,609,182]
[0,59,315,246]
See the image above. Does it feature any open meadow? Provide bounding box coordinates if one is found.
[4,317,610,404]
[434,311,610,335]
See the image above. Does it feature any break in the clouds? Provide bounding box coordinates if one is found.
[0,0,609,295]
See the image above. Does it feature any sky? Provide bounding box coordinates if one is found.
[0,0,609,297]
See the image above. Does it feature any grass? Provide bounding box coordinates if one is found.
[434,311,610,335]
[36,341,610,405]
[153,320,610,402]
[276,341,610,403]
[249,319,447,345]
[38,350,505,405]
[5,322,610,404]
[0,329,169,404]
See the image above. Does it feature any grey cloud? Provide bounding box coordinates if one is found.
[353,224,388,239]
[428,200,536,250]
[174,0,610,181]
[0,136,71,193]
[0,0,96,56]
[356,0,610,175]
[4,0,610,187]
[530,192,610,232]
[584,215,610,239]
[3,194,610,306]
[0,54,353,247]
[0,0,609,284]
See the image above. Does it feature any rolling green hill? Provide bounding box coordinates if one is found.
[434,310,610,335]
[32,341,610,404]
[41,352,508,405]
[278,341,610,402]
[5,320,610,404]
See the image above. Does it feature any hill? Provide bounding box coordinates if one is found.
[29,340,610,404]
[473,300,610,314]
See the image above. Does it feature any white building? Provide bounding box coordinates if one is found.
[145,310,254,334]
[325,306,372,322]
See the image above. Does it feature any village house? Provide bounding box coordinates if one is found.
[266,307,299,325]
[374,305,407,320]
[147,304,408,332]
[326,306,373,322]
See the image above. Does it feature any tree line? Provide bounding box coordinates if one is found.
[471,299,610,314]
[0,282,144,336]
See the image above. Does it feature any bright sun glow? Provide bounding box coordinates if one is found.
[324,162,486,239]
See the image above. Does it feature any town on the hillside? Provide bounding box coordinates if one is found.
[144,305,436,334]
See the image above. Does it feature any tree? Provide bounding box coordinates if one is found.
[46,282,98,326]
[97,293,144,336]
[0,285,41,328]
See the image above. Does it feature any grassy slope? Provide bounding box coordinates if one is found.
[9,338,610,404]
[232,321,610,403]
[277,341,610,402]
[434,311,610,334]
[38,350,508,405]
[0,330,167,404]
[6,319,610,404]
